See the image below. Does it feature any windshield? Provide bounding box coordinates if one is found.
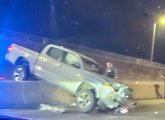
[81,57,102,74]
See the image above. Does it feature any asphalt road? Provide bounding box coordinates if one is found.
[0,108,164,120]
[0,99,165,120]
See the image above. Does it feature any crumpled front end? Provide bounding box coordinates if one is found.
[97,83,131,110]
[116,87,130,103]
[97,94,119,110]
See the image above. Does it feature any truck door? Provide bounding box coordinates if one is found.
[33,46,82,94]
[33,47,65,85]
[59,52,83,93]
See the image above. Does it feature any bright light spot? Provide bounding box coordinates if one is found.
[159,17,165,24]
[24,54,29,57]
[35,65,42,70]
[7,45,13,52]
[76,74,81,77]
[102,83,110,87]
[76,74,83,79]
[154,111,158,114]
[119,107,128,114]
[135,81,139,84]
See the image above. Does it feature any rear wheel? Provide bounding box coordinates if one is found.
[76,89,96,113]
[13,65,30,81]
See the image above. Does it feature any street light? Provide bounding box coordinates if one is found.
[150,17,165,62]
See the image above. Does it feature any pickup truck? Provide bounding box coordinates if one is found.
[5,43,131,113]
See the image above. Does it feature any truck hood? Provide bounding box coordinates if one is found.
[82,70,119,84]
[81,70,109,83]
[81,70,128,90]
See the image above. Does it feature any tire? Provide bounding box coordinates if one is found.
[13,65,30,81]
[76,89,96,113]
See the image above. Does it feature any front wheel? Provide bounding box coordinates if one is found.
[76,89,96,113]
[13,65,30,81]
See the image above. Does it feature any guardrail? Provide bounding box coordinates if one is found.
[0,29,165,70]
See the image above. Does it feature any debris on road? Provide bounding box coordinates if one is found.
[39,104,66,113]
[116,107,129,114]
[68,103,77,107]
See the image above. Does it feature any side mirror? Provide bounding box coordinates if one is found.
[72,62,80,68]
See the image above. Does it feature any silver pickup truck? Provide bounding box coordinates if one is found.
[5,44,131,113]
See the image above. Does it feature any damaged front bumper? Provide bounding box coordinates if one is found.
[97,87,132,111]
[97,95,119,110]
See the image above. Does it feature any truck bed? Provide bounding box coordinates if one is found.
[5,44,40,72]
[12,40,46,53]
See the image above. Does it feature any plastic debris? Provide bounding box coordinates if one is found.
[69,103,77,106]
[39,104,65,113]
[114,106,129,114]
[119,107,128,114]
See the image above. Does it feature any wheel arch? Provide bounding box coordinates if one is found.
[13,57,31,81]
[15,56,29,66]
[76,82,98,98]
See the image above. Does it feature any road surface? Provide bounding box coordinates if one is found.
[0,99,165,120]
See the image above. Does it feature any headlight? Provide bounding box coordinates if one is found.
[102,83,115,92]
[102,83,110,87]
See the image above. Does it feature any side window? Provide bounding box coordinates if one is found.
[47,47,64,61]
[63,53,80,68]
[82,58,101,73]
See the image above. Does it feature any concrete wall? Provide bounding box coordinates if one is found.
[0,81,75,109]
[77,51,165,99]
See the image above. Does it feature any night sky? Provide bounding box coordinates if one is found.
[0,0,165,63]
